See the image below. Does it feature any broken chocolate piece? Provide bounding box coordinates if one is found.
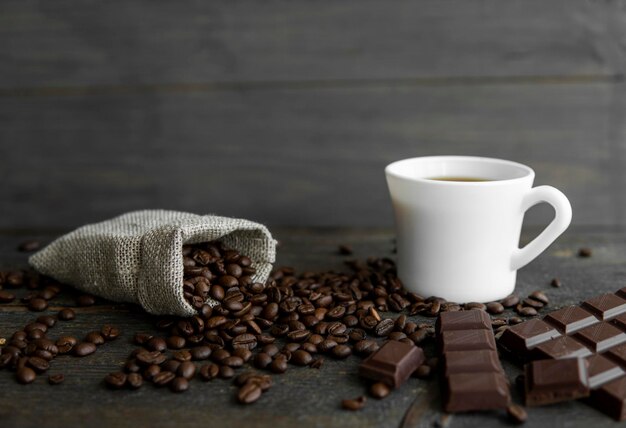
[358,340,424,388]
[524,358,590,406]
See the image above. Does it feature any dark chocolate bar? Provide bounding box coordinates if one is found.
[524,358,590,406]
[497,288,626,421]
[437,310,510,413]
[358,340,424,388]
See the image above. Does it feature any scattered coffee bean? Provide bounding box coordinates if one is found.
[342,396,366,411]
[370,382,391,399]
[486,302,504,315]
[331,344,352,359]
[153,371,176,386]
[310,357,324,369]
[48,373,64,385]
[36,315,56,328]
[17,240,41,252]
[85,331,105,345]
[500,294,520,308]
[464,302,486,311]
[170,376,189,392]
[77,295,96,306]
[101,325,121,341]
[507,403,528,424]
[0,290,16,303]
[578,247,592,258]
[291,350,313,366]
[338,245,353,255]
[528,290,549,305]
[28,298,48,312]
[518,306,537,317]
[237,381,263,404]
[550,278,561,288]
[105,372,127,389]
[199,363,219,381]
[16,367,36,384]
[127,372,143,389]
[413,364,432,378]
[522,298,543,309]
[73,342,97,357]
[58,308,76,321]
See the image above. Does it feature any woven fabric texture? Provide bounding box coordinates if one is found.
[29,210,277,316]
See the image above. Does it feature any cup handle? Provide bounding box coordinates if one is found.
[511,185,572,271]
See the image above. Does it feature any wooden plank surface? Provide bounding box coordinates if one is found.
[0,0,621,90]
[0,82,620,229]
[1,226,626,428]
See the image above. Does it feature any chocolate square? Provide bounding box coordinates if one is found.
[533,336,592,360]
[611,313,626,331]
[440,329,496,353]
[524,358,590,406]
[587,376,626,421]
[582,294,626,321]
[544,305,598,334]
[436,310,491,333]
[444,372,510,412]
[587,354,625,389]
[574,322,626,352]
[498,318,561,355]
[443,350,503,376]
[605,343,626,367]
[359,340,424,388]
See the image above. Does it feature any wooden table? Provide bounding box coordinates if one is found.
[0,226,624,428]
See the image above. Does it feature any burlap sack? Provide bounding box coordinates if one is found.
[29,210,277,317]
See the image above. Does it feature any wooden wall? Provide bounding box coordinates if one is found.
[1,0,625,228]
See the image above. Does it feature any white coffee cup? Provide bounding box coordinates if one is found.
[385,156,572,303]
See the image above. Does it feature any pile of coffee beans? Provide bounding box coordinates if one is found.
[0,239,550,410]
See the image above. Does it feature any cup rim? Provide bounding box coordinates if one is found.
[385,155,534,186]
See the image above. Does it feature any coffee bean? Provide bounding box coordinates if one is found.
[578,247,592,257]
[507,404,528,424]
[238,381,263,404]
[166,335,186,349]
[85,331,105,345]
[188,345,211,361]
[518,306,538,317]
[522,298,543,309]
[101,325,121,341]
[36,315,56,328]
[354,340,379,356]
[105,372,127,389]
[338,245,353,255]
[168,376,189,393]
[374,319,395,336]
[342,396,366,411]
[56,336,77,354]
[143,364,161,380]
[491,318,508,328]
[500,294,520,308]
[127,373,143,389]
[270,357,288,374]
[509,316,523,325]
[48,373,64,385]
[16,367,36,384]
[28,298,48,312]
[413,364,431,378]
[199,363,220,381]
[58,308,76,321]
[177,361,196,380]
[223,356,244,368]
[77,294,96,306]
[254,353,272,369]
[17,240,41,252]
[291,350,313,366]
[73,342,97,357]
[408,329,428,345]
[486,302,504,314]
[232,333,257,350]
[0,290,16,303]
[331,344,352,359]
[27,356,49,373]
[370,382,391,399]
[550,278,561,288]
[464,302,486,311]
[529,290,549,305]
[310,357,324,369]
[287,329,310,342]
[153,371,176,386]
[219,365,235,379]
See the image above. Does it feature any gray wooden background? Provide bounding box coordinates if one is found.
[1,0,625,229]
